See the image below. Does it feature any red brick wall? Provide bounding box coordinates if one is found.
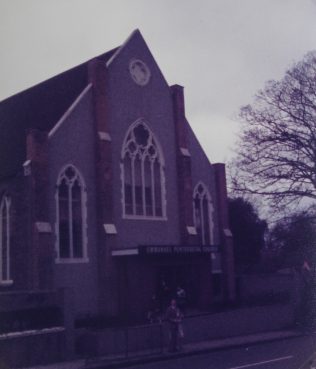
[25,129,54,290]
[88,60,119,316]
[171,85,196,245]
[213,163,236,301]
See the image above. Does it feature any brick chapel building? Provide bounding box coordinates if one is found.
[0,30,235,323]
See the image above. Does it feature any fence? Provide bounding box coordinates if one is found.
[78,322,164,359]
[79,300,295,361]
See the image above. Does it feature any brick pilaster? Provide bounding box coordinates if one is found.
[213,163,236,301]
[171,85,195,245]
[88,59,117,316]
[88,60,115,224]
[25,129,54,290]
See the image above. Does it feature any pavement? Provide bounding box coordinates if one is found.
[299,350,316,369]
[21,329,304,369]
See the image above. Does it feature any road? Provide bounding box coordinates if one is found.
[122,335,316,369]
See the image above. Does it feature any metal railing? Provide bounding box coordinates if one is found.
[124,322,164,358]
[82,322,164,360]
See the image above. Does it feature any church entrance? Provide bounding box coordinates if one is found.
[155,262,202,311]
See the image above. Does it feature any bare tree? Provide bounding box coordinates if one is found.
[231,51,316,209]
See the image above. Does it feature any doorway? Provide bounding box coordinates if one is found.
[156,264,198,309]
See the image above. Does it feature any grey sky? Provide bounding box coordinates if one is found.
[1,0,316,163]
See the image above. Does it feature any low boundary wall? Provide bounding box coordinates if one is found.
[0,327,66,368]
[78,303,295,359]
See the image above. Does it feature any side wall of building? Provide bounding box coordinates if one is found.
[48,88,99,317]
[186,121,220,246]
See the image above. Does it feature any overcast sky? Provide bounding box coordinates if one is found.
[1,0,316,163]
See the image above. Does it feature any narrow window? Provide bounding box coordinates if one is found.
[56,165,87,262]
[121,120,166,219]
[0,195,11,283]
[144,157,153,216]
[154,160,162,217]
[72,181,83,258]
[194,196,202,244]
[134,155,143,215]
[123,155,133,215]
[193,182,214,245]
[58,179,70,258]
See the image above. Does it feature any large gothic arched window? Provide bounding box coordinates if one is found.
[0,195,11,284]
[193,182,214,245]
[121,120,166,219]
[55,165,88,262]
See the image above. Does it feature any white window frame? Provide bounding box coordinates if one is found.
[193,182,214,245]
[0,195,13,285]
[121,119,167,220]
[55,164,88,263]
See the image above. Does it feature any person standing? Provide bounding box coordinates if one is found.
[176,286,186,314]
[165,299,181,352]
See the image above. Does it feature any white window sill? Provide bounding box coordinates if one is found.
[123,215,168,221]
[55,257,89,264]
[0,280,13,286]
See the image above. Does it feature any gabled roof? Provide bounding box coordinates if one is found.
[0,45,118,179]
[0,46,117,132]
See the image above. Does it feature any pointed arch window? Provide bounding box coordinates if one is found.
[0,195,12,284]
[55,165,88,262]
[121,119,166,219]
[193,182,214,245]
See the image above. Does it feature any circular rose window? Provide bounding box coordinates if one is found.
[129,59,151,86]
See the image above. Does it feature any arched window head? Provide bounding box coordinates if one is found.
[121,119,166,219]
[193,182,214,245]
[55,165,88,262]
[0,195,12,284]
